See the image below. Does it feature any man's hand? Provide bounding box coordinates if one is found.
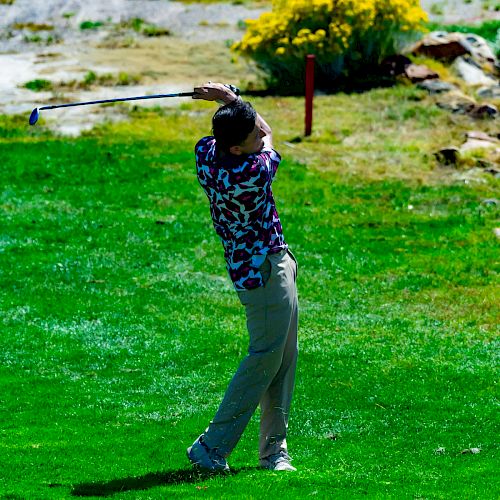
[193,82,239,105]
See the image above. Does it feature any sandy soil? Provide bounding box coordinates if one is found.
[0,0,498,134]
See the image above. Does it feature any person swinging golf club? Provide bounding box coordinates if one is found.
[187,82,299,472]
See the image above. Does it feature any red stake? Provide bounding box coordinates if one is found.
[305,54,315,136]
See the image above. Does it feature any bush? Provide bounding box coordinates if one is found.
[24,79,52,92]
[80,20,104,30]
[232,0,428,93]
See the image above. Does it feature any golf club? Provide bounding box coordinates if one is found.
[29,92,195,125]
[28,84,241,125]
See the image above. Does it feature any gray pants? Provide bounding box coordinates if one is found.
[202,249,299,459]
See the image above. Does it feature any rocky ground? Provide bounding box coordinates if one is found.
[0,0,498,134]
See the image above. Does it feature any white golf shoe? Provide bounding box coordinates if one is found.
[259,450,297,471]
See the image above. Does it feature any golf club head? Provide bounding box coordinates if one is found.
[29,108,39,126]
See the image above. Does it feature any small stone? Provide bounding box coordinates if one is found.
[484,167,500,177]
[405,64,439,82]
[465,131,499,142]
[461,447,481,455]
[468,104,498,119]
[417,79,457,94]
[481,198,498,206]
[434,147,460,165]
[460,138,499,153]
[477,85,500,99]
[436,90,476,113]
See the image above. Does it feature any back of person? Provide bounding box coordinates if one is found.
[195,134,286,290]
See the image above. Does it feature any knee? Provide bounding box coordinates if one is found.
[248,345,284,376]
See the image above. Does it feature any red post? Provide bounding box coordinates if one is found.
[305,54,315,137]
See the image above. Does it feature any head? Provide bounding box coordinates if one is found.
[212,100,266,155]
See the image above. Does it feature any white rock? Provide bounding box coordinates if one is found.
[453,57,498,86]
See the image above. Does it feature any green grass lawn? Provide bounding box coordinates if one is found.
[0,89,498,499]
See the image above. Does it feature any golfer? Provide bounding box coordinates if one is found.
[186,82,299,472]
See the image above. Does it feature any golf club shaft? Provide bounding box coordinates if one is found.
[39,92,196,111]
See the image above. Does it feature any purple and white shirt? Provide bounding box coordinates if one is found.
[195,136,287,291]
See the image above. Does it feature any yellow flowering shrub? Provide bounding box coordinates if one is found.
[232,0,428,92]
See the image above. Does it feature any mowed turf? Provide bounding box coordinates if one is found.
[0,96,498,499]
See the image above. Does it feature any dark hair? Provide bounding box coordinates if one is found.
[212,100,256,153]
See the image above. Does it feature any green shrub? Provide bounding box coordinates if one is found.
[142,25,171,37]
[117,17,170,36]
[24,79,52,92]
[80,20,104,30]
[117,72,141,85]
[13,22,54,31]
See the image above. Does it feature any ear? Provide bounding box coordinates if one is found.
[229,145,243,155]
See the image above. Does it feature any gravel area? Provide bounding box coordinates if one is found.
[0,0,264,48]
[420,0,499,24]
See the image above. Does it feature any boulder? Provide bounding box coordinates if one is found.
[410,32,467,60]
[417,79,457,94]
[404,64,439,82]
[409,32,498,69]
[453,57,498,86]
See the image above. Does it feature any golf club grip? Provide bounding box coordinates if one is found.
[39,92,196,110]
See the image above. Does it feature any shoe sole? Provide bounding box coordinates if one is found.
[259,463,296,471]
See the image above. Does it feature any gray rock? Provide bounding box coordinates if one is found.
[417,79,457,94]
[481,198,498,206]
[477,85,500,99]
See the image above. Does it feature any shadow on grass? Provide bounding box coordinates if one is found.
[71,467,259,497]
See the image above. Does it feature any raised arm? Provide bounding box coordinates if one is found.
[256,113,273,150]
[193,82,274,150]
[193,82,239,105]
